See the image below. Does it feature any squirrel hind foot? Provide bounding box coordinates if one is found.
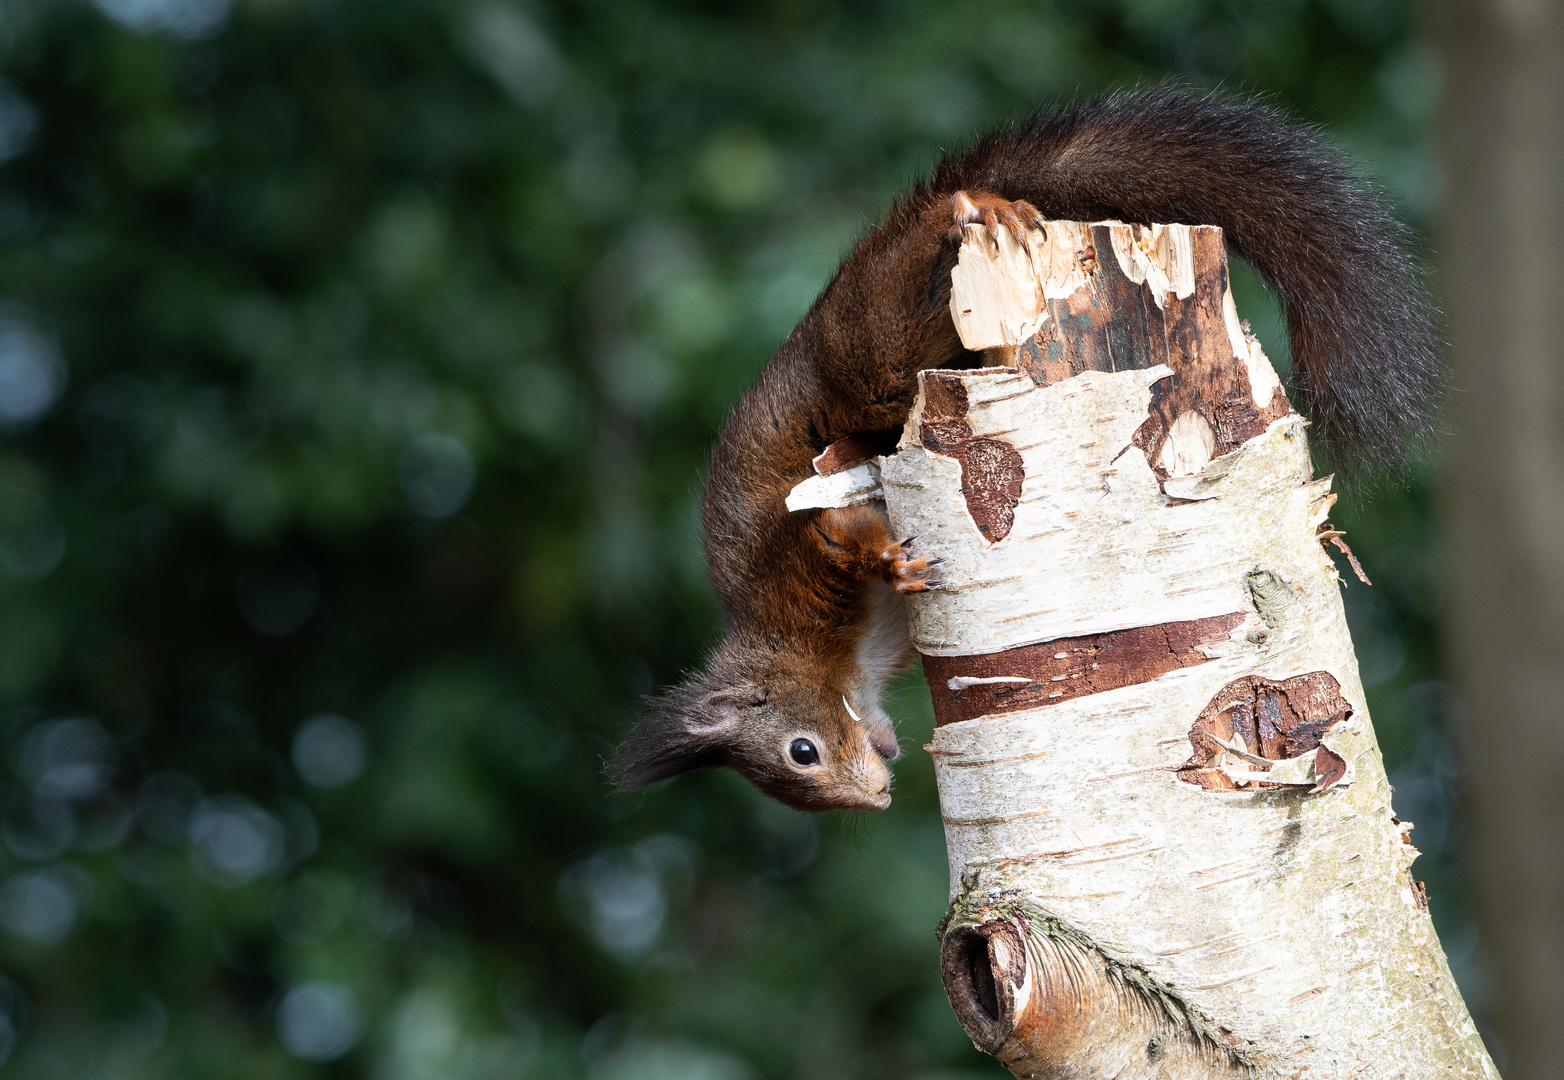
[949,190,1046,249]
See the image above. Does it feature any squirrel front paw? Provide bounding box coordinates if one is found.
[950,190,1047,248]
[814,505,942,592]
[880,536,941,594]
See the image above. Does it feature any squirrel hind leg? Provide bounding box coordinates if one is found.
[814,505,936,592]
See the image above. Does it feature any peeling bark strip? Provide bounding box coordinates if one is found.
[917,372,1025,541]
[1178,672,1353,792]
[811,428,902,477]
[922,612,1245,727]
[879,218,1497,1078]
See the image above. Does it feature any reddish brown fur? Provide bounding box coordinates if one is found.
[815,506,935,595]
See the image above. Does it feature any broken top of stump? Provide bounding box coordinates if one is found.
[947,219,1290,481]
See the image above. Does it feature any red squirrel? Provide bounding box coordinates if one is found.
[611,88,1438,813]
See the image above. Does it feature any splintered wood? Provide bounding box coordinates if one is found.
[875,220,1493,1076]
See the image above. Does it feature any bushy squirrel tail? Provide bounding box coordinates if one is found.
[927,86,1440,472]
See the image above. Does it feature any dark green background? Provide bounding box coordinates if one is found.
[0,0,1471,1076]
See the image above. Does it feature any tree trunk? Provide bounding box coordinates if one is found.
[1437,3,1564,1076]
[796,218,1497,1076]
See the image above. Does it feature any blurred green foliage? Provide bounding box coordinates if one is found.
[0,0,1463,1076]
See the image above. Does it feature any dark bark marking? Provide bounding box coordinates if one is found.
[1312,744,1349,792]
[1409,873,1429,913]
[1130,228,1292,475]
[919,372,1025,542]
[1257,690,1288,758]
[1178,672,1352,791]
[922,612,1245,726]
[811,428,902,476]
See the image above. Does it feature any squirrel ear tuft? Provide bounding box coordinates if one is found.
[610,677,744,792]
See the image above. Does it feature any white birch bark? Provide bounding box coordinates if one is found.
[796,219,1499,1077]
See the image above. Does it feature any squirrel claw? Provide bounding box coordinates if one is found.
[951,191,1044,253]
[881,542,935,594]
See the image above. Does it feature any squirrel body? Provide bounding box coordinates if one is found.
[612,88,1438,813]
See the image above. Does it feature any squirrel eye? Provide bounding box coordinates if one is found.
[788,738,820,767]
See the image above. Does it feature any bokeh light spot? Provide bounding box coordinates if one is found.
[0,83,38,164]
[398,434,474,519]
[291,714,367,788]
[1,795,74,862]
[559,837,696,961]
[0,868,79,944]
[17,717,114,800]
[276,982,361,1061]
[188,795,286,885]
[92,0,231,39]
[0,307,64,431]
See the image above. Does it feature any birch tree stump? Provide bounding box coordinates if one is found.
[796,220,1498,1077]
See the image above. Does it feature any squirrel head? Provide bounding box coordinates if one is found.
[611,643,893,812]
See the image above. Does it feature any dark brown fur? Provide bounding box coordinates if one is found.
[612,87,1439,812]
